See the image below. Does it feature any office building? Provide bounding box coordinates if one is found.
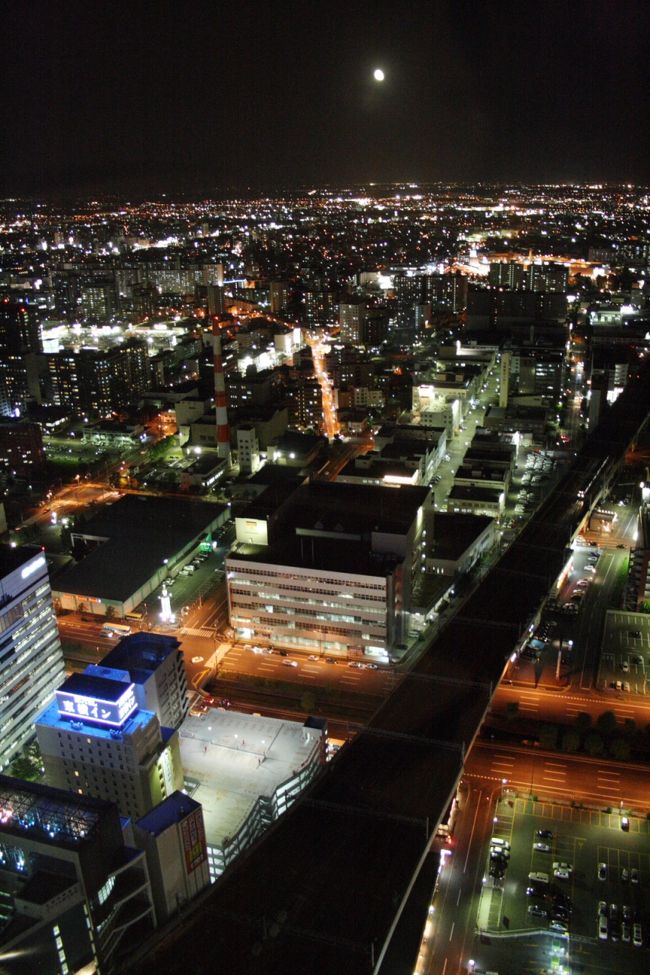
[0,775,155,975]
[0,545,65,771]
[36,670,184,821]
[227,481,430,659]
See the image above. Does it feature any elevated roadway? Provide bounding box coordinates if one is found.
[132,362,650,975]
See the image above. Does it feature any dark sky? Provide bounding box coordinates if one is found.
[1,0,648,197]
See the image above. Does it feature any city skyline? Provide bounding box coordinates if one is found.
[2,0,649,198]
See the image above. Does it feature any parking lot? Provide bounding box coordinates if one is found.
[600,610,650,695]
[481,795,650,974]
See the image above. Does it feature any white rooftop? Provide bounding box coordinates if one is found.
[178,709,321,849]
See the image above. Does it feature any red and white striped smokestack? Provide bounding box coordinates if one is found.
[212,321,231,466]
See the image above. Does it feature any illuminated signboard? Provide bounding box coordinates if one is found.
[21,556,46,580]
[56,683,137,727]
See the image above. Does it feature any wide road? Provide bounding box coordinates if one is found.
[491,681,650,727]
[466,739,650,810]
[421,780,502,975]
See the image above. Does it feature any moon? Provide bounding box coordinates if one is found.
[373,68,385,82]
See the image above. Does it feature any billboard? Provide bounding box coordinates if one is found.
[56,683,137,727]
[180,807,207,873]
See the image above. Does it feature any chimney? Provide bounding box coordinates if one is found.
[212,321,231,466]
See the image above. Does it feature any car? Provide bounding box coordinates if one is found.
[622,661,630,673]
[308,655,319,661]
[279,649,288,656]
[630,630,642,638]
[549,920,568,933]
[366,662,378,669]
[633,922,643,946]
[191,656,204,664]
[528,904,548,918]
[623,681,631,692]
[491,838,511,850]
[598,915,609,940]
[621,816,630,831]
[617,543,627,549]
[325,656,336,664]
[534,842,551,853]
[631,868,639,884]
[622,922,631,942]
[250,646,264,654]
[623,905,633,923]
[537,829,553,839]
[598,901,608,916]
[621,868,630,883]
[348,661,364,669]
[553,862,572,880]
[282,659,298,668]
[598,862,607,881]
[528,871,549,884]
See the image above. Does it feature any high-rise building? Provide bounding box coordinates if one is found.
[0,545,65,771]
[0,775,155,975]
[0,295,42,417]
[338,299,367,344]
[47,341,150,416]
[269,280,290,315]
[36,670,184,821]
[0,419,46,476]
[80,278,117,320]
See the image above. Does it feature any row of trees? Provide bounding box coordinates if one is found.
[505,704,644,761]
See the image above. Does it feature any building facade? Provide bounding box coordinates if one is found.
[0,546,65,771]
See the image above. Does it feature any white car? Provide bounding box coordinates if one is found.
[191,656,204,664]
[553,861,572,880]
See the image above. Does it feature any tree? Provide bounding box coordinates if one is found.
[561,729,581,753]
[584,733,605,757]
[539,724,559,750]
[575,712,592,732]
[623,718,637,736]
[105,605,116,621]
[609,738,631,761]
[596,711,618,735]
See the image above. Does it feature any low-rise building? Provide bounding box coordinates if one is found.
[52,494,228,617]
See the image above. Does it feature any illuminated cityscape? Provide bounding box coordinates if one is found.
[1,2,650,974]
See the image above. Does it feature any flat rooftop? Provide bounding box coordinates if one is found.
[178,710,321,850]
[136,791,202,837]
[448,484,502,502]
[101,633,181,683]
[432,513,494,560]
[53,495,226,602]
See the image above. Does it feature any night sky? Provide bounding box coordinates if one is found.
[2,0,648,197]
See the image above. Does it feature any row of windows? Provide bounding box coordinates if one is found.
[230,565,385,591]
[230,577,385,600]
